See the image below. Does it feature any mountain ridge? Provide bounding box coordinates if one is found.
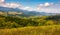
[0,6,59,16]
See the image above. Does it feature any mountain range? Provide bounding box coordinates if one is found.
[0,6,59,16]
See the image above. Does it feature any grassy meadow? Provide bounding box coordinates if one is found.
[0,25,60,35]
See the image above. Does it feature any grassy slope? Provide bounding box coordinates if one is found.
[0,25,60,35]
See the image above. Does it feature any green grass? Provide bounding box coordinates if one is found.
[0,25,60,35]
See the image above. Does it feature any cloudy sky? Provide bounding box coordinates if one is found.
[0,0,60,13]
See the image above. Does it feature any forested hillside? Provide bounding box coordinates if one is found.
[0,15,60,29]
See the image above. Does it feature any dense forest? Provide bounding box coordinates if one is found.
[0,15,60,29]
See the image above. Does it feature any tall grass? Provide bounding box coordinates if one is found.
[0,25,60,35]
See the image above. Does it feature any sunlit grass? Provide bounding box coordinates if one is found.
[0,25,60,35]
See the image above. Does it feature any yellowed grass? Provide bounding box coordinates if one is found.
[0,25,60,35]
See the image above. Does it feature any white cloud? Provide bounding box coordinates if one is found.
[0,0,4,3]
[0,1,22,8]
[38,2,50,7]
[36,2,60,13]
[44,2,50,6]
[0,0,22,8]
[21,7,33,11]
[6,3,21,8]
[39,2,53,7]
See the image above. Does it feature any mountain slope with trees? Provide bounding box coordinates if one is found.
[0,15,60,29]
